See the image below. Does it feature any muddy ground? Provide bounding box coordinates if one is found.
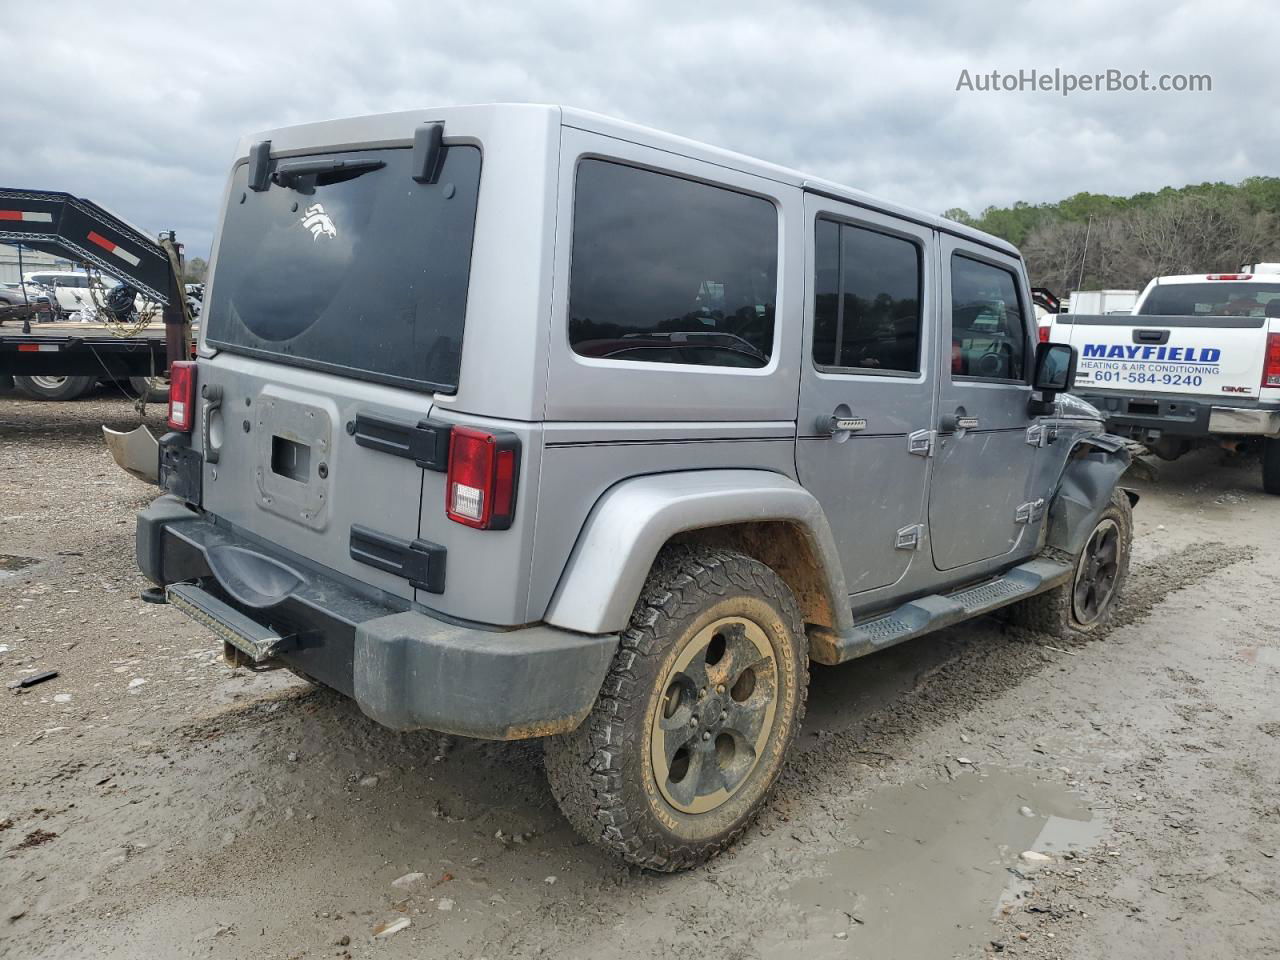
[2,384,1278,960]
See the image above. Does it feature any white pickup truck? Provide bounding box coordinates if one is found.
[1043,271,1280,493]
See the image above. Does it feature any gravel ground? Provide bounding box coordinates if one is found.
[2,385,1278,959]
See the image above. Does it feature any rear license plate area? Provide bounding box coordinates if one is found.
[271,435,311,482]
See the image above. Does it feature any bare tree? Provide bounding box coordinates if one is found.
[1021,194,1280,294]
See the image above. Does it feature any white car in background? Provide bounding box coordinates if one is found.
[23,271,99,317]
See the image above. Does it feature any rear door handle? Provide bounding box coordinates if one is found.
[821,409,867,437]
[940,413,979,432]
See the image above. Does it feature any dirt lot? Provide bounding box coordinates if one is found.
[2,385,1278,960]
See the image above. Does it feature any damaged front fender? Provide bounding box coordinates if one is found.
[1046,434,1135,557]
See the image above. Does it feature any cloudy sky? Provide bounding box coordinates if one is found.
[3,0,1275,258]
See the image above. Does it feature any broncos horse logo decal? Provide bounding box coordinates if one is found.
[300,203,337,240]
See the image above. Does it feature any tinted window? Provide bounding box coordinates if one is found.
[1138,282,1280,317]
[205,145,481,392]
[813,219,922,373]
[569,160,777,368]
[950,255,1027,381]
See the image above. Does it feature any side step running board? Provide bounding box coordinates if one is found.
[809,558,1073,666]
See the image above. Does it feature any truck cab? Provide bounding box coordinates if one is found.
[135,104,1134,870]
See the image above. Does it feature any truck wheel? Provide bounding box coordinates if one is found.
[128,376,170,404]
[12,375,95,401]
[544,546,808,872]
[1007,488,1132,639]
[1263,438,1280,496]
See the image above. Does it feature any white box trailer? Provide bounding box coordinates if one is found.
[1066,289,1138,316]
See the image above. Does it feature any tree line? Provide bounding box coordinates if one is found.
[943,177,1280,293]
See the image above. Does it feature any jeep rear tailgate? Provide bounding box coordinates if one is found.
[1059,314,1268,399]
[194,140,482,606]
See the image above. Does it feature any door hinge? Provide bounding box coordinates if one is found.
[895,523,924,550]
[349,525,447,593]
[907,429,935,457]
[1015,498,1047,524]
[351,413,451,472]
[1026,423,1045,447]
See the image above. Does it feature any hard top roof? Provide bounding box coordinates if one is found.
[241,103,1019,258]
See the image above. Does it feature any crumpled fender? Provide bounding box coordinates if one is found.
[1046,434,1136,557]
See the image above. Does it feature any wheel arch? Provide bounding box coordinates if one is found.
[543,470,851,636]
[1045,433,1135,557]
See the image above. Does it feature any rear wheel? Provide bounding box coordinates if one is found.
[1007,488,1132,639]
[1263,438,1280,496]
[128,375,170,404]
[544,546,807,871]
[12,375,95,401]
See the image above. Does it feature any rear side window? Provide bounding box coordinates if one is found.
[950,254,1027,381]
[813,219,922,373]
[568,160,778,368]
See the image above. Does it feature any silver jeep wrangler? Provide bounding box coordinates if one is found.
[136,104,1134,871]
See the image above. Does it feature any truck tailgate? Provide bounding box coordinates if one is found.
[1061,314,1267,399]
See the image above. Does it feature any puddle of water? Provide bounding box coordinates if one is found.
[773,769,1106,960]
[0,554,40,580]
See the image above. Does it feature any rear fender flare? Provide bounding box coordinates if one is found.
[543,470,851,636]
[1045,434,1135,557]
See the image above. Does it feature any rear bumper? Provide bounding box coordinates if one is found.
[136,496,618,740]
[1078,391,1280,439]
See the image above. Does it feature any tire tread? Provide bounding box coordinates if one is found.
[544,545,807,872]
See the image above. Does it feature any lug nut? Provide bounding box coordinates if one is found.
[701,731,711,741]
[716,684,725,694]
[720,711,728,722]
[689,716,698,726]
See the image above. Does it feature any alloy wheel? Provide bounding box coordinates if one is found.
[650,616,779,815]
[1072,517,1121,624]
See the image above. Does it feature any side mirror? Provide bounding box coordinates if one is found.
[1033,341,1076,393]
[1029,341,1076,415]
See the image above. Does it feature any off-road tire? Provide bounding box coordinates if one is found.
[544,546,808,872]
[1006,488,1132,640]
[1263,438,1280,496]
[12,375,95,401]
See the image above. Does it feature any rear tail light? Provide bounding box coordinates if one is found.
[1207,273,1252,281]
[167,361,196,431]
[1263,333,1280,388]
[1038,324,1051,343]
[445,426,519,529]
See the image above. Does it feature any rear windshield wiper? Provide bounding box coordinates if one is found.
[271,157,385,190]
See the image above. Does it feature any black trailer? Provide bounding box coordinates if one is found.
[0,187,191,400]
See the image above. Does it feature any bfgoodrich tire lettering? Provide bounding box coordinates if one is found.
[543,545,808,872]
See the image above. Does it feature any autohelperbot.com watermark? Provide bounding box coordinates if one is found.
[956,68,1211,96]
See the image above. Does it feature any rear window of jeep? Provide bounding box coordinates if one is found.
[568,159,778,368]
[205,145,481,393]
